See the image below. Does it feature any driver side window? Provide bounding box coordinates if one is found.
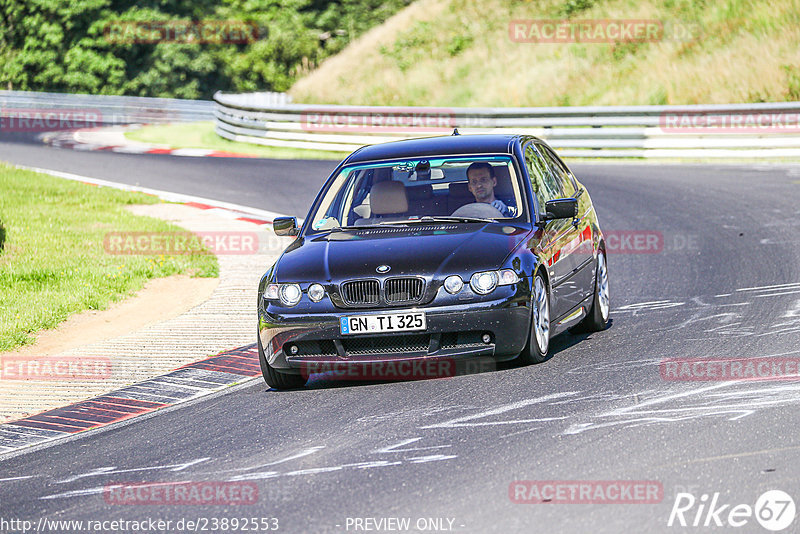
[540,144,577,197]
[524,144,561,216]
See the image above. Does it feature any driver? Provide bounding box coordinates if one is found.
[466,162,512,217]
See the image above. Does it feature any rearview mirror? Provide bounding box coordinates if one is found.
[273,217,299,237]
[544,198,578,221]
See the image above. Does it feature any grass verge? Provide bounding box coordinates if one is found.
[290,0,800,107]
[125,122,348,160]
[0,164,218,352]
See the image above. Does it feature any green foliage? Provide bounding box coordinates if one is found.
[0,0,413,97]
[609,40,644,61]
[784,65,800,100]
[648,85,668,105]
[558,0,596,18]
[447,33,473,56]
[379,21,436,72]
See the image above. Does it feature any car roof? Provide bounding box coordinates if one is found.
[343,134,535,165]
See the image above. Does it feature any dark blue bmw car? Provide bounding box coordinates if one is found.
[257,134,609,389]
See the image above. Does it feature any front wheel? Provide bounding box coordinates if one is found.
[578,250,610,332]
[519,272,551,365]
[258,334,306,390]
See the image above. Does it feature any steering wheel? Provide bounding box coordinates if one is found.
[451,202,504,218]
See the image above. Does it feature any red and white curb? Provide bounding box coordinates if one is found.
[0,344,262,456]
[40,127,260,158]
[0,167,299,457]
[13,164,298,226]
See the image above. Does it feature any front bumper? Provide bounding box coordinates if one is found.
[258,287,531,373]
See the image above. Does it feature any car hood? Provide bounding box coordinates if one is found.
[274,223,532,282]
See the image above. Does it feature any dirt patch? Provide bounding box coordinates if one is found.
[0,274,218,360]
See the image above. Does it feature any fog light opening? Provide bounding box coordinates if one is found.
[482,333,492,344]
[288,344,299,355]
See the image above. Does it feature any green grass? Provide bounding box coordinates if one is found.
[290,0,800,107]
[125,122,348,161]
[0,164,218,352]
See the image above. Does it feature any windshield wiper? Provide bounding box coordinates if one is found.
[325,216,496,232]
[414,216,496,224]
[327,224,386,232]
[368,216,497,225]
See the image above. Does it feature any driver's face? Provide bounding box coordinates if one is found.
[467,168,497,203]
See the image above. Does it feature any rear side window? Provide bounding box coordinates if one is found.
[524,144,561,215]
[539,144,577,197]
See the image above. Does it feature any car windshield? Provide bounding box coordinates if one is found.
[306,156,525,232]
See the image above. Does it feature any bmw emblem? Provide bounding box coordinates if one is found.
[376,264,391,273]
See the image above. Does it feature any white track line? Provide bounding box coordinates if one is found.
[13,164,292,222]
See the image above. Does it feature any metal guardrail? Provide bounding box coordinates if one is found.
[0,90,216,124]
[214,91,800,158]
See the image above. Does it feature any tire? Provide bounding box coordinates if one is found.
[519,271,551,365]
[577,250,610,332]
[258,334,306,390]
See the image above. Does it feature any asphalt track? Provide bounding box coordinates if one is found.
[2,136,800,533]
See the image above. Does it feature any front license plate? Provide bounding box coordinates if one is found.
[340,312,426,335]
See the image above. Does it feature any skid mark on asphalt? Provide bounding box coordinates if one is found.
[57,458,211,484]
[355,405,470,424]
[562,380,800,435]
[37,438,459,499]
[222,437,458,483]
[372,437,451,454]
[31,377,800,501]
[420,392,577,429]
[20,283,800,496]
[614,283,800,339]
[403,378,800,438]
[41,457,213,499]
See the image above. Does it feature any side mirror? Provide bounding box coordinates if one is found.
[273,217,299,237]
[544,198,578,221]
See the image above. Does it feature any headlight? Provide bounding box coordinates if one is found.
[264,282,324,306]
[469,269,520,295]
[470,271,498,295]
[279,283,302,306]
[308,283,325,302]
[498,269,520,286]
[264,284,279,300]
[443,275,464,294]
